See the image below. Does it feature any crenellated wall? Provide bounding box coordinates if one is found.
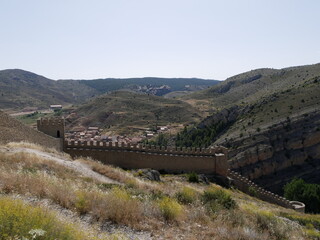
[36,117,304,211]
[64,141,229,176]
[37,118,65,139]
[228,170,305,212]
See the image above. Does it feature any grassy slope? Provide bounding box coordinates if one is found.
[0,142,318,239]
[215,75,320,143]
[68,91,204,134]
[177,63,320,142]
[182,63,320,111]
[0,110,60,149]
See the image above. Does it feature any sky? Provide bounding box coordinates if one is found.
[0,0,319,80]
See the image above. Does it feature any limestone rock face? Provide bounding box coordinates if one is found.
[227,112,320,188]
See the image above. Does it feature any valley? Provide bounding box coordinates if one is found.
[1,63,320,239]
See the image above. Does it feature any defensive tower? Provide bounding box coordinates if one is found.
[37,118,65,139]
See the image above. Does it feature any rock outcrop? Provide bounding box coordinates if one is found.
[227,111,320,193]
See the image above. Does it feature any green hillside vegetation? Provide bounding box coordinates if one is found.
[0,142,318,239]
[68,91,204,135]
[182,63,320,111]
[214,75,320,143]
[284,178,320,213]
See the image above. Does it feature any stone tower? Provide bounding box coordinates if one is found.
[37,118,65,139]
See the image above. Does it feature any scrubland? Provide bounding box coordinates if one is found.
[0,142,319,239]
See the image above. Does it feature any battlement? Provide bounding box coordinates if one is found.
[37,118,65,139]
[227,170,305,212]
[64,140,229,176]
[37,118,65,127]
[64,140,228,157]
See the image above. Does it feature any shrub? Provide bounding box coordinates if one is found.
[284,178,320,213]
[187,172,199,183]
[74,190,90,214]
[255,210,293,240]
[0,197,86,240]
[158,197,183,221]
[175,187,197,205]
[201,188,237,210]
[248,186,258,197]
[101,187,143,225]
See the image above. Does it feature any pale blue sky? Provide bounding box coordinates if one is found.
[0,0,319,80]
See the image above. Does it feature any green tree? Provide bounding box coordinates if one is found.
[284,178,320,213]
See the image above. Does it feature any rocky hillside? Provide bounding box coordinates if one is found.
[178,63,320,194]
[226,111,320,194]
[0,110,60,149]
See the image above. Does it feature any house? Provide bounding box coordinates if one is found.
[50,105,62,111]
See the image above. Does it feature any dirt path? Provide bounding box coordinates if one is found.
[0,147,120,185]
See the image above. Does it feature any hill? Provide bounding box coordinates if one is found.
[182,63,320,111]
[0,110,60,149]
[67,91,204,135]
[0,69,98,110]
[0,142,318,239]
[176,63,320,195]
[0,69,218,111]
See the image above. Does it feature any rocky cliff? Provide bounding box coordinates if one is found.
[227,111,320,193]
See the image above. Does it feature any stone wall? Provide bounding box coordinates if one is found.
[37,118,65,139]
[64,141,229,176]
[228,170,305,212]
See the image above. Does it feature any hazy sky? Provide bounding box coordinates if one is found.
[0,0,319,80]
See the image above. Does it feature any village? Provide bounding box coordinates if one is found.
[64,125,170,144]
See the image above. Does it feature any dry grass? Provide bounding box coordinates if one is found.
[6,141,59,154]
[0,196,91,240]
[77,157,164,193]
[0,144,315,239]
[78,158,133,183]
[5,141,72,159]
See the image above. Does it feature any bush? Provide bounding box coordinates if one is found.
[102,187,143,225]
[202,188,237,210]
[248,186,258,197]
[158,197,183,221]
[74,190,90,214]
[187,172,199,183]
[0,197,86,240]
[175,187,197,205]
[284,178,320,213]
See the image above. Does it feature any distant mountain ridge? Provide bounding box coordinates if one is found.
[0,69,219,110]
[0,69,98,110]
